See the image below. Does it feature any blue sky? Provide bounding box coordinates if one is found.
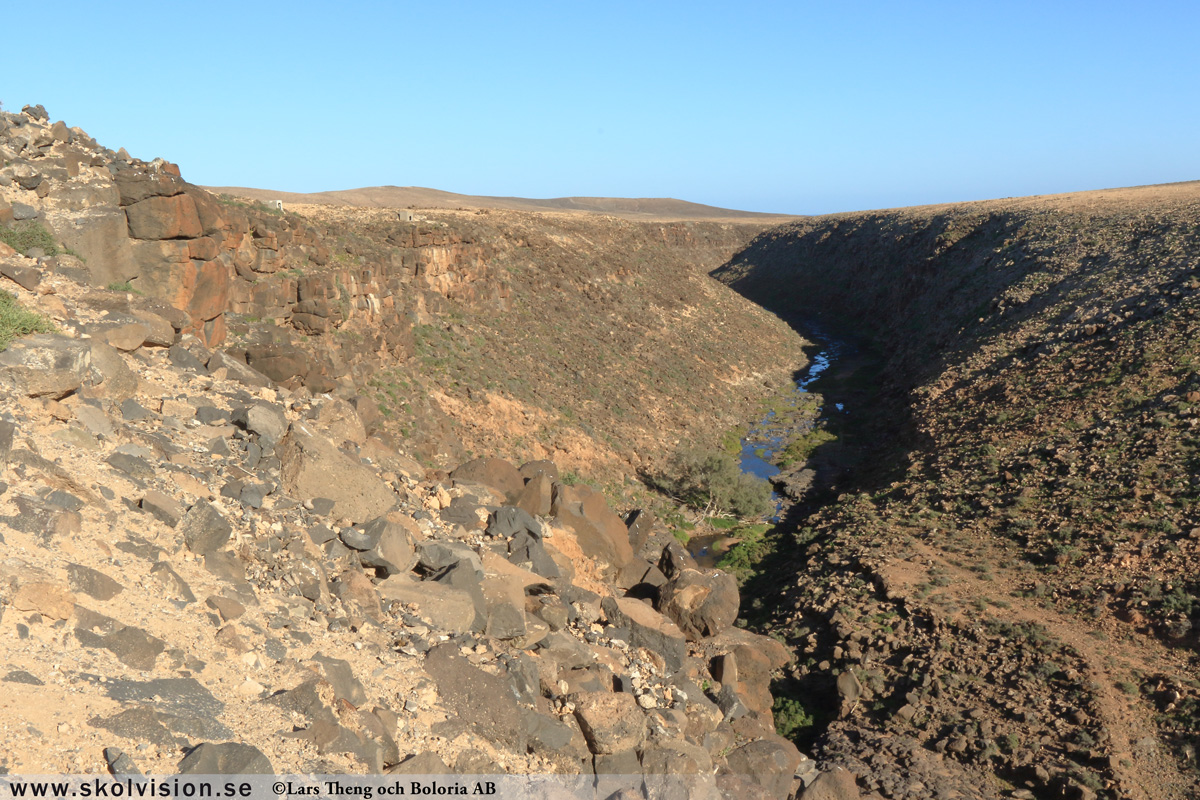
[5,1,1198,214]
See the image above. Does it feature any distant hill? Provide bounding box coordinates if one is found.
[201,184,799,222]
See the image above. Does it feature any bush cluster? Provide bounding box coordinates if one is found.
[658,446,774,518]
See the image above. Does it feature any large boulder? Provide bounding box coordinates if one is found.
[0,335,91,398]
[53,208,138,286]
[555,497,634,571]
[124,194,203,240]
[450,457,524,500]
[277,423,397,524]
[725,740,805,800]
[656,567,740,640]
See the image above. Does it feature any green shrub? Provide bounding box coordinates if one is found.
[0,221,59,256]
[0,290,56,350]
[658,446,773,518]
[773,696,815,741]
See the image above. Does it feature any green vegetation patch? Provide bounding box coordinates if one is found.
[655,446,773,518]
[777,426,837,468]
[0,290,56,350]
[716,522,775,585]
[0,221,60,256]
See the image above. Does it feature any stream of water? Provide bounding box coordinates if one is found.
[687,329,844,562]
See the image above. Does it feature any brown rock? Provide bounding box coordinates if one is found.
[334,570,382,618]
[451,457,524,500]
[244,343,310,384]
[799,768,861,800]
[515,473,553,517]
[103,323,149,352]
[125,194,203,240]
[87,341,139,401]
[726,740,805,800]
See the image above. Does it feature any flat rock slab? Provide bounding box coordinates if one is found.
[177,742,273,775]
[1,261,41,291]
[104,323,149,351]
[66,563,124,601]
[424,643,528,751]
[0,334,91,398]
[380,575,477,634]
[277,423,396,524]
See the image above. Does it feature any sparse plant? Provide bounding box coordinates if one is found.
[0,290,56,350]
[0,220,59,256]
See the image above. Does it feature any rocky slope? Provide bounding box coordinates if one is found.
[715,182,1200,799]
[0,100,806,481]
[0,103,846,797]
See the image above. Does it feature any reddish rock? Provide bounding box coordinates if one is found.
[188,259,231,322]
[125,194,203,240]
[450,457,524,500]
[188,236,220,261]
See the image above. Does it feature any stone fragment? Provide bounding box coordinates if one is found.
[177,742,273,775]
[66,563,124,601]
[180,500,233,554]
[571,691,646,755]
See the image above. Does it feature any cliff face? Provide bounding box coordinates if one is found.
[714,183,1200,799]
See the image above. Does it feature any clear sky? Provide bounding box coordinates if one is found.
[5,1,1198,214]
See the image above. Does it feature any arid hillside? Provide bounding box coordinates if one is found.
[205,185,799,223]
[715,181,1200,799]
